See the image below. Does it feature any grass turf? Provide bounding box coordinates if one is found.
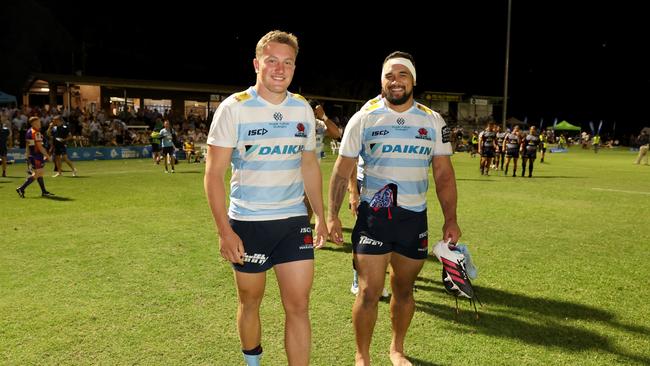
[1,146,649,365]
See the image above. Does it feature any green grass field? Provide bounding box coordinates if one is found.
[2,146,649,365]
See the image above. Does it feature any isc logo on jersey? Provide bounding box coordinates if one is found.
[371,130,389,136]
[248,128,268,136]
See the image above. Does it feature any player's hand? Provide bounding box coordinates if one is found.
[348,194,360,217]
[313,218,328,249]
[442,221,462,244]
[327,216,344,245]
[314,105,325,120]
[218,230,245,265]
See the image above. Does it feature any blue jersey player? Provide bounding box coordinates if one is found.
[204,30,327,366]
[327,51,461,365]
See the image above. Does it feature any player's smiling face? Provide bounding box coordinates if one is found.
[254,41,296,98]
[382,63,414,107]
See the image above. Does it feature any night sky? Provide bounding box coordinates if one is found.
[2,1,648,134]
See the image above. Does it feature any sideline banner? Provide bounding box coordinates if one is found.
[6,146,153,163]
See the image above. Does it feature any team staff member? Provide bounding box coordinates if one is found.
[50,115,77,177]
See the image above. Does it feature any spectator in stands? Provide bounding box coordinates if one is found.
[183,136,201,163]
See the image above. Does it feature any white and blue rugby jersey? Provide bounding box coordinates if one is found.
[339,98,452,212]
[207,87,316,221]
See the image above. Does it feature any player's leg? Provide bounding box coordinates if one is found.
[234,271,266,365]
[163,150,170,172]
[1,154,6,177]
[512,157,519,177]
[353,253,390,365]
[53,154,62,176]
[17,159,36,197]
[63,153,76,175]
[528,157,535,177]
[388,253,424,366]
[275,259,314,366]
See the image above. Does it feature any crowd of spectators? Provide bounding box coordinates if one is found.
[0,106,209,150]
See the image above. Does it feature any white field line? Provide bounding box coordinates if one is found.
[592,188,650,195]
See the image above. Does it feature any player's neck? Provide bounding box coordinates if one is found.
[385,98,413,113]
[254,84,287,105]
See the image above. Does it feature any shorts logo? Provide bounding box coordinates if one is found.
[418,231,428,251]
[243,253,268,265]
[300,227,312,234]
[359,235,383,247]
[273,112,283,121]
[300,234,314,250]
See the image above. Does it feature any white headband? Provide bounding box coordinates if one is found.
[381,57,416,84]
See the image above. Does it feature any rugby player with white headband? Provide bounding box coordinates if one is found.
[328,51,460,365]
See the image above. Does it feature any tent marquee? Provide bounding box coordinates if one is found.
[0,90,17,105]
[553,120,581,131]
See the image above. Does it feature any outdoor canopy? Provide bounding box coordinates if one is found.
[0,90,17,105]
[553,120,581,131]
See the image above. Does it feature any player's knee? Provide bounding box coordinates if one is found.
[390,284,414,302]
[282,297,309,316]
[358,286,383,306]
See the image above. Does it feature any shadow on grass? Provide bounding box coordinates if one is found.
[456,178,498,182]
[319,244,352,254]
[416,285,650,364]
[529,175,587,179]
[41,195,74,201]
[175,171,203,174]
[406,358,441,366]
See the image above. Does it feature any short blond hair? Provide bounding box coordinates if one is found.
[28,116,40,124]
[255,30,299,58]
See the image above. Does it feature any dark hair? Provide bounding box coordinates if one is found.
[383,51,415,66]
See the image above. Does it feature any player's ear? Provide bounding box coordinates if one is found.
[253,58,259,74]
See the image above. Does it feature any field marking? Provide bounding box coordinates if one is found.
[592,188,650,195]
